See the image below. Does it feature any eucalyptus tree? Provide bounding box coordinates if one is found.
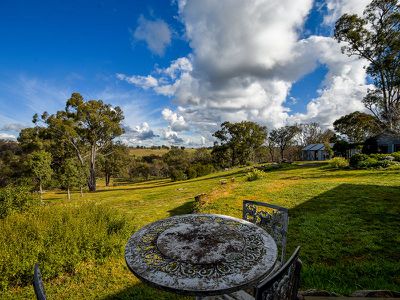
[27,150,53,200]
[268,126,301,162]
[40,93,124,191]
[213,121,267,166]
[334,0,400,130]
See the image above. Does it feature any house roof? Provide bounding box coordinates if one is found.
[302,143,334,151]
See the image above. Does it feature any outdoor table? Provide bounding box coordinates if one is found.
[125,214,278,298]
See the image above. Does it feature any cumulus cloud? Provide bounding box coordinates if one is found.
[119,0,372,138]
[133,16,172,56]
[0,133,16,140]
[323,0,371,25]
[116,73,158,89]
[1,123,26,132]
[161,126,184,143]
[121,122,158,145]
[162,108,189,131]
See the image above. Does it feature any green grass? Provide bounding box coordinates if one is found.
[2,162,400,299]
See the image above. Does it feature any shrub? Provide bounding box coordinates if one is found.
[187,167,197,179]
[391,151,400,162]
[170,169,187,181]
[246,168,267,181]
[357,157,380,169]
[0,185,39,218]
[0,203,129,290]
[193,163,215,177]
[328,157,349,169]
[349,154,369,168]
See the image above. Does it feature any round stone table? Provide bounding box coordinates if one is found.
[125,214,278,297]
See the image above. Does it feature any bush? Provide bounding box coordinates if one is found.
[390,151,400,162]
[187,167,197,179]
[349,154,369,168]
[0,203,128,290]
[357,157,380,169]
[246,168,267,181]
[328,157,349,169]
[170,169,187,181]
[193,163,215,177]
[0,185,39,218]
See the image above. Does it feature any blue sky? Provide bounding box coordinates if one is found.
[0,0,371,145]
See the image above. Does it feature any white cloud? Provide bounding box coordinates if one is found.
[288,36,371,127]
[161,126,184,143]
[0,133,16,140]
[116,73,158,89]
[0,123,26,132]
[161,108,189,131]
[133,16,172,56]
[323,0,370,26]
[119,0,372,139]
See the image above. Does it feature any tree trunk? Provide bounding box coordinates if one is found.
[280,149,284,162]
[39,181,43,203]
[80,186,83,197]
[67,186,71,200]
[105,173,111,187]
[88,145,97,191]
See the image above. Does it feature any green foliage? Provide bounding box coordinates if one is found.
[187,167,197,179]
[43,93,125,191]
[27,150,53,195]
[391,151,400,161]
[268,126,301,161]
[333,111,380,143]
[350,153,398,169]
[0,185,38,218]
[334,0,400,130]
[213,121,267,166]
[246,168,267,181]
[349,153,369,167]
[0,203,128,290]
[170,168,187,181]
[328,157,349,169]
[258,162,294,172]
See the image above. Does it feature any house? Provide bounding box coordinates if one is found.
[302,143,334,161]
[364,130,400,154]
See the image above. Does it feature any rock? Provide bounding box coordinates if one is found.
[220,179,227,185]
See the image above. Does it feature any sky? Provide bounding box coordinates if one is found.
[0,0,373,146]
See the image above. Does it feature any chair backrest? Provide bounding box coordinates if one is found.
[243,200,288,264]
[33,264,47,300]
[255,246,301,300]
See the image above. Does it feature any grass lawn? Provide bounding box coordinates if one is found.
[2,162,400,299]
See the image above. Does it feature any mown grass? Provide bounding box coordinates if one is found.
[2,162,400,299]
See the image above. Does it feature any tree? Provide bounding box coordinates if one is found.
[27,150,53,201]
[59,158,81,200]
[212,121,267,166]
[98,142,131,186]
[334,0,400,130]
[268,126,301,161]
[296,123,324,146]
[42,93,124,191]
[333,111,381,143]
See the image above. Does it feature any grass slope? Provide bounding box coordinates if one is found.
[3,162,400,299]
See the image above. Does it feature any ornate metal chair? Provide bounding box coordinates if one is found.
[203,247,301,300]
[243,200,289,265]
[33,264,47,300]
[254,246,302,300]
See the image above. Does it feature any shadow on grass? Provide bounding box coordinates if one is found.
[168,200,195,216]
[91,170,246,194]
[101,282,187,300]
[287,183,400,294]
